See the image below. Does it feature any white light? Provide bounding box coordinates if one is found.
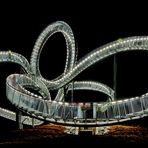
[112,101,116,104]
[124,99,129,102]
[52,101,56,103]
[58,102,63,105]
[131,97,135,100]
[118,100,122,103]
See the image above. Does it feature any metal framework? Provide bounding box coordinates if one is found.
[0,21,148,128]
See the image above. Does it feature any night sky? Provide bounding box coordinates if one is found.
[0,3,148,106]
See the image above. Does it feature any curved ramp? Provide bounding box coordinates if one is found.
[0,21,148,127]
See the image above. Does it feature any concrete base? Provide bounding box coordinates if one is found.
[65,126,110,135]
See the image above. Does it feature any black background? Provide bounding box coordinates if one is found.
[0,3,148,145]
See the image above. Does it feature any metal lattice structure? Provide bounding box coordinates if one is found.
[0,21,148,128]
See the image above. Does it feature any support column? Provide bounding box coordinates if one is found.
[32,118,35,128]
[93,103,97,119]
[71,81,74,103]
[77,105,83,118]
[71,81,74,118]
[113,54,117,99]
[16,110,23,129]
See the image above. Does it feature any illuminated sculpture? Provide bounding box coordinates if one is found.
[0,21,148,129]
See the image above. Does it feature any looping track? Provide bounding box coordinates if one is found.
[1,21,148,126]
